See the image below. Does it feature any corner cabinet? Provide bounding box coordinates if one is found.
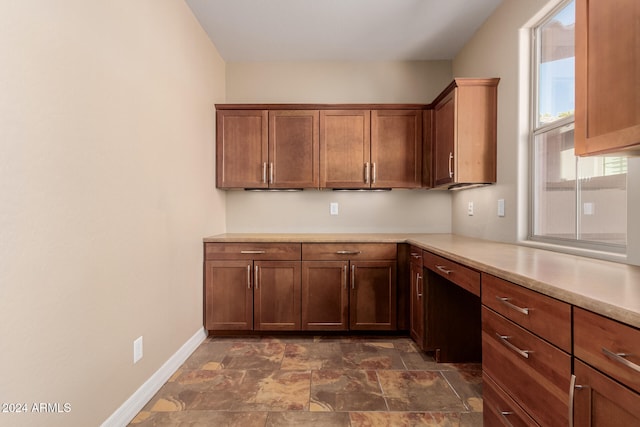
[575,0,640,155]
[432,78,499,188]
[216,108,320,189]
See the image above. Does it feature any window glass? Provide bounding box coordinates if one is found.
[530,0,627,253]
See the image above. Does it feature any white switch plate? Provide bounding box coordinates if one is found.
[330,202,339,215]
[133,336,143,364]
[583,202,594,215]
[497,199,505,217]
[467,201,474,216]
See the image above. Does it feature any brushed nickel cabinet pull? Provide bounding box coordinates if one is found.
[262,162,267,183]
[448,152,454,178]
[372,162,376,184]
[254,265,259,290]
[241,250,266,254]
[416,273,423,298]
[247,264,251,289]
[269,162,274,184]
[496,296,530,315]
[568,374,587,427]
[351,265,356,289]
[336,250,362,255]
[364,162,370,184]
[343,265,347,290]
[435,265,453,275]
[410,252,421,259]
[496,333,531,359]
[602,347,640,373]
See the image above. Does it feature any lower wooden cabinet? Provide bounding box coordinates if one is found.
[349,260,396,330]
[204,260,254,330]
[301,261,349,330]
[572,307,640,426]
[572,360,640,426]
[253,261,301,330]
[205,242,398,333]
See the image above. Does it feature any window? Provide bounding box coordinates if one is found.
[530,0,627,252]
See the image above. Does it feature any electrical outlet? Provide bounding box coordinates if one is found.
[467,201,474,216]
[330,202,339,215]
[498,199,505,217]
[133,336,143,364]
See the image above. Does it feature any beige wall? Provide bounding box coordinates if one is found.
[0,1,226,426]
[452,0,640,265]
[225,61,453,233]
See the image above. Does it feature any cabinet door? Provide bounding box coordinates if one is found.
[349,260,397,330]
[575,0,640,155]
[573,360,640,426]
[301,261,349,331]
[204,260,253,330]
[253,261,301,331]
[422,109,433,188]
[320,110,371,189]
[216,110,268,188]
[433,91,456,187]
[371,110,422,188]
[409,260,424,348]
[269,110,320,188]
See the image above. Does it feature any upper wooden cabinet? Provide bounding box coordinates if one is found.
[216,109,319,189]
[319,109,422,189]
[431,78,499,189]
[319,110,371,189]
[216,109,268,189]
[575,0,640,156]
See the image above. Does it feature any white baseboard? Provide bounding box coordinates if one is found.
[101,327,207,427]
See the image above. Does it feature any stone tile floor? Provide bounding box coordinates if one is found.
[129,335,482,426]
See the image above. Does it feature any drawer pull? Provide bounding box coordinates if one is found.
[496,296,530,315]
[336,250,362,255]
[240,250,266,254]
[602,347,640,373]
[496,333,531,359]
[499,410,515,427]
[435,265,453,275]
[410,252,421,259]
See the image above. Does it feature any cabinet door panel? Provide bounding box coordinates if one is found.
[320,110,371,189]
[573,360,640,426]
[204,260,253,330]
[371,110,422,188]
[302,261,349,330]
[254,261,301,331]
[409,260,424,347]
[433,92,455,187]
[575,0,640,155]
[350,261,396,330]
[216,110,268,188]
[269,110,319,188]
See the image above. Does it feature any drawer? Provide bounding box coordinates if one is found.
[482,306,571,427]
[482,273,571,352]
[574,307,640,394]
[302,243,397,261]
[409,246,423,266]
[205,243,301,260]
[423,251,480,296]
[483,372,540,427]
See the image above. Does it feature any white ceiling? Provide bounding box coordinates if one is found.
[185,0,503,62]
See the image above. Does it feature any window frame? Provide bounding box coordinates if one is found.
[527,0,627,255]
